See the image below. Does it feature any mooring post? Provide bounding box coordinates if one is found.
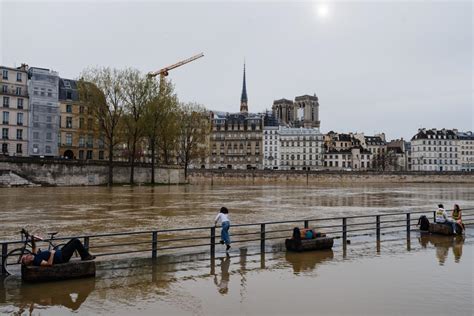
[1,243,7,275]
[342,218,347,244]
[210,226,216,258]
[260,224,265,253]
[304,220,309,229]
[406,213,411,238]
[376,215,381,241]
[83,237,89,251]
[152,231,158,259]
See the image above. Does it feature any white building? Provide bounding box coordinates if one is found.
[410,128,460,171]
[273,126,324,170]
[458,131,474,171]
[263,125,279,169]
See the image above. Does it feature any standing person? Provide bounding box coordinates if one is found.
[435,204,456,234]
[215,207,231,251]
[451,204,464,231]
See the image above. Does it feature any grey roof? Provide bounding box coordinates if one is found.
[411,128,458,141]
[58,78,80,101]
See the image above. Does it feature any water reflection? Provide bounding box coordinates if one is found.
[285,250,334,274]
[418,234,465,265]
[213,254,231,295]
[2,275,95,314]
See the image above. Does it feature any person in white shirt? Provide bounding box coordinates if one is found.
[215,207,231,251]
[435,204,457,233]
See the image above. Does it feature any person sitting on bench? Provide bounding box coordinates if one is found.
[21,237,95,267]
[435,204,456,233]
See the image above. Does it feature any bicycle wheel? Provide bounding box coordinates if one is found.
[2,248,32,276]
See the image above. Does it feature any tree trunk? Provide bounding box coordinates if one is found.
[150,137,155,185]
[130,139,136,185]
[108,140,114,187]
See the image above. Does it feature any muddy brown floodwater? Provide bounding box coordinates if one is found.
[0,183,473,315]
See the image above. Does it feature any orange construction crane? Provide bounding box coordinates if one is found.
[147,53,204,79]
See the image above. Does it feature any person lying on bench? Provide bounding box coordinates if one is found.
[21,238,95,267]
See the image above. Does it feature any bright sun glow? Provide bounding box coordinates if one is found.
[314,3,330,19]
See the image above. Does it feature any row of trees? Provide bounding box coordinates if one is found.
[78,67,209,186]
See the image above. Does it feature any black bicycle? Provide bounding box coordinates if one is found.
[2,228,68,275]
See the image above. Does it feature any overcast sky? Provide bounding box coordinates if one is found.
[1,0,472,140]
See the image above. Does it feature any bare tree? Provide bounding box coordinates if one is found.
[121,69,157,184]
[176,103,210,179]
[143,79,178,183]
[78,68,125,186]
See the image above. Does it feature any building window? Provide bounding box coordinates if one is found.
[66,104,72,113]
[2,70,8,80]
[46,132,52,140]
[66,91,72,99]
[99,151,104,160]
[16,143,22,153]
[2,128,8,139]
[33,132,39,140]
[17,113,23,125]
[79,135,85,147]
[86,150,93,159]
[16,129,23,140]
[2,111,9,124]
[2,143,7,154]
[87,135,93,148]
[2,85,6,93]
[66,117,72,128]
[79,106,84,114]
[17,98,24,109]
[45,145,51,154]
[16,87,21,95]
[3,97,9,107]
[79,117,84,129]
[79,150,84,159]
[66,133,72,146]
[32,144,39,154]
[16,72,22,82]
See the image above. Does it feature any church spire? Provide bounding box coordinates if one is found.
[240,62,248,113]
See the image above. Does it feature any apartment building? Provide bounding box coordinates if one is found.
[0,65,29,156]
[458,131,474,171]
[411,128,460,171]
[28,67,60,157]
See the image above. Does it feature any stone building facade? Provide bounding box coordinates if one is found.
[410,128,460,171]
[278,127,324,170]
[58,78,106,161]
[28,67,60,157]
[323,147,372,170]
[209,112,263,169]
[272,94,320,128]
[457,131,473,171]
[1,65,29,157]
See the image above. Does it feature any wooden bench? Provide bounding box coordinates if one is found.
[22,260,96,283]
[285,237,334,252]
[428,223,454,236]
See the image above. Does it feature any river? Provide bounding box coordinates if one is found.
[0,183,473,315]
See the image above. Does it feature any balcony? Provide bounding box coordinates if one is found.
[0,88,28,97]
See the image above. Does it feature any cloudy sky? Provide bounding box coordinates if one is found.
[1,0,472,140]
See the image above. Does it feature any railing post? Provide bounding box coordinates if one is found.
[304,220,309,229]
[433,211,436,223]
[152,231,158,259]
[406,213,411,238]
[342,218,347,244]
[1,243,7,275]
[83,237,89,251]
[210,227,216,257]
[376,215,381,241]
[260,224,265,253]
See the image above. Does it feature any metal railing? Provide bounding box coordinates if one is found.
[1,208,472,275]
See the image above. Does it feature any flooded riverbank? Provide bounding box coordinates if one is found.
[1,230,472,315]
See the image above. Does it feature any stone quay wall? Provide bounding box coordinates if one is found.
[0,157,185,186]
[188,169,474,185]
